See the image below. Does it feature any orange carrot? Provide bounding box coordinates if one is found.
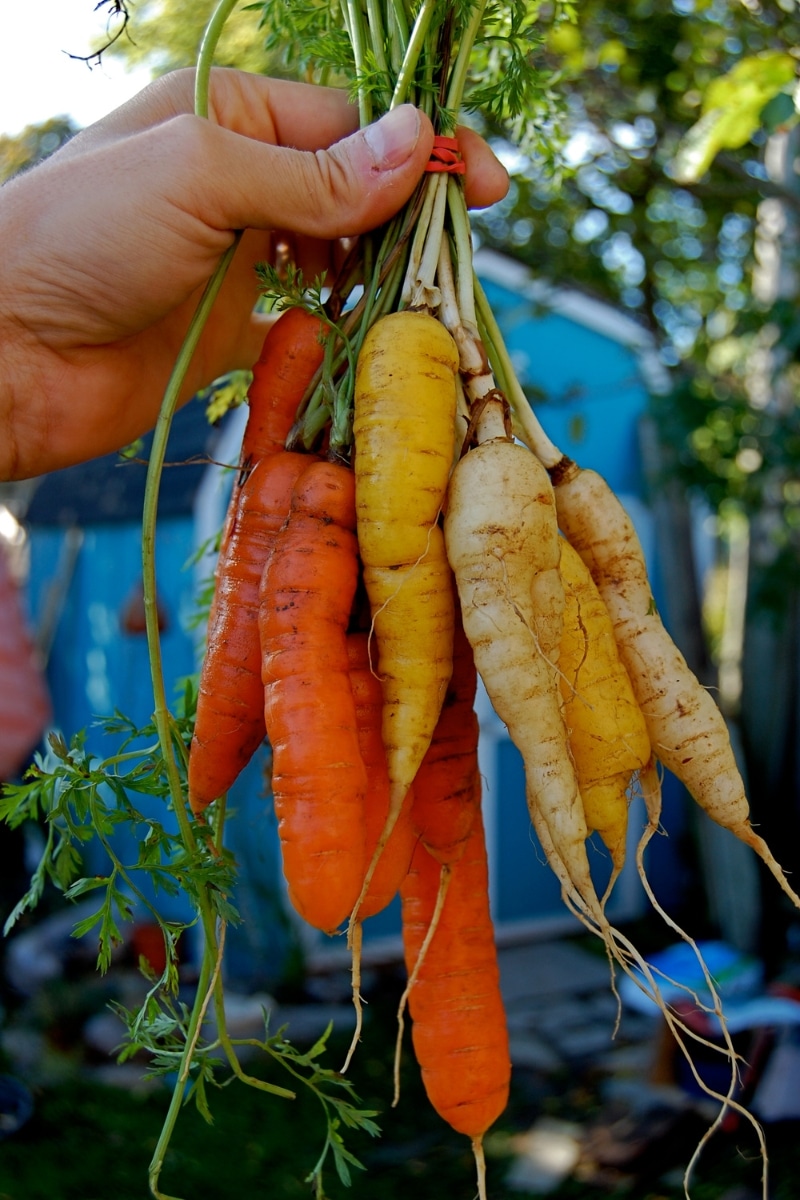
[188,309,326,814]
[188,449,310,814]
[343,631,418,1072]
[410,612,481,866]
[391,615,483,1095]
[259,458,366,935]
[240,307,327,465]
[347,632,417,922]
[400,808,509,1197]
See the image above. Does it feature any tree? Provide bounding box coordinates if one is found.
[102,0,286,78]
[0,116,78,184]
[471,1,800,569]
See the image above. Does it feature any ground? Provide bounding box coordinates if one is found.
[0,923,799,1199]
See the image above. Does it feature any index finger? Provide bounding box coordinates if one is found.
[66,69,360,153]
[67,67,507,210]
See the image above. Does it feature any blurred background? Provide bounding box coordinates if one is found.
[3,2,800,1198]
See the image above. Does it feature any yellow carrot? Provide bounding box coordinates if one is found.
[558,537,651,881]
[350,311,459,922]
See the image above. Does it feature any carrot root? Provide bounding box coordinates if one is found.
[342,921,364,1075]
[392,863,452,1108]
[472,1135,488,1200]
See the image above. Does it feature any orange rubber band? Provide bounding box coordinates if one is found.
[425,135,466,174]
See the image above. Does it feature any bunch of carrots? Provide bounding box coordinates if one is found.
[188,298,510,1194]
[161,2,800,1196]
[183,208,800,1200]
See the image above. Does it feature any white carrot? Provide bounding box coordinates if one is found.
[551,459,800,912]
[443,399,601,921]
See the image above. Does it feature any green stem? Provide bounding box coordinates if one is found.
[293,379,327,449]
[445,0,488,113]
[373,249,408,320]
[345,0,372,125]
[356,213,405,326]
[391,0,437,108]
[145,5,246,1195]
[141,243,238,849]
[148,948,214,1199]
[472,274,563,467]
[387,0,409,74]
[92,743,162,770]
[300,200,415,450]
[193,892,296,1100]
[86,790,182,958]
[326,317,357,455]
[476,302,510,397]
[365,0,391,111]
[195,0,242,117]
[210,792,227,856]
[447,176,476,326]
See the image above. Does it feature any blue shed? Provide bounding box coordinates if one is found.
[22,254,686,983]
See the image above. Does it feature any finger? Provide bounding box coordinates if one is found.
[63,69,360,155]
[209,73,359,150]
[457,125,510,210]
[172,104,436,241]
[64,69,506,210]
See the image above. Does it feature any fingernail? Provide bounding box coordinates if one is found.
[363,105,421,171]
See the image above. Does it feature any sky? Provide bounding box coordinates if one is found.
[0,0,152,138]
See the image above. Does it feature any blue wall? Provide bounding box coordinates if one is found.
[27,520,199,923]
[480,278,647,498]
[26,518,292,986]
[29,522,197,738]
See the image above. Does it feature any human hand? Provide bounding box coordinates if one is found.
[0,68,508,481]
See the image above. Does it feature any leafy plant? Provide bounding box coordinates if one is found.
[1,702,381,1198]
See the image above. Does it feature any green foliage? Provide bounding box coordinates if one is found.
[463,1,570,164]
[0,117,78,184]
[268,1023,381,1195]
[195,370,253,426]
[0,693,380,1196]
[109,0,568,157]
[104,0,274,76]
[254,262,328,313]
[671,51,796,183]
[469,0,800,587]
[0,698,216,965]
[653,353,800,605]
[253,0,355,85]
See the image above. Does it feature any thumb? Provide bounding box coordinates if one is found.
[203,105,435,240]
